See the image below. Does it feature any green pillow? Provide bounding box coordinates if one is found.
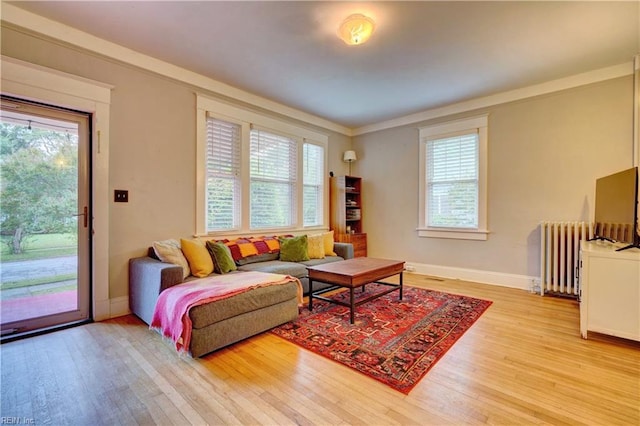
[279,235,310,262]
[206,241,237,274]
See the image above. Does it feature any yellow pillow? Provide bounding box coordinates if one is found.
[152,239,190,279]
[323,230,336,256]
[307,234,325,259]
[180,238,214,278]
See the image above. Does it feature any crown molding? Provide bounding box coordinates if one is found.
[2,3,633,139]
[1,3,352,136]
[353,62,633,136]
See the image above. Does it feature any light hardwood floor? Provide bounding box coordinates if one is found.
[1,274,639,425]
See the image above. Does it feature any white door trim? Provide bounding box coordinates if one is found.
[1,55,113,320]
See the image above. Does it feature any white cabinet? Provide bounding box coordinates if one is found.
[579,241,640,341]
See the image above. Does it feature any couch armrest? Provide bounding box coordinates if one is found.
[129,256,183,325]
[333,242,354,260]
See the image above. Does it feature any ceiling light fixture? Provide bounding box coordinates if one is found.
[338,14,375,46]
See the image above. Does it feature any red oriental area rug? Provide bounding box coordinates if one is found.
[271,284,492,394]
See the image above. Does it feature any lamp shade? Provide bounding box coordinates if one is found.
[343,150,357,162]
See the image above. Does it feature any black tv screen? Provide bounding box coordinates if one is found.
[593,166,639,249]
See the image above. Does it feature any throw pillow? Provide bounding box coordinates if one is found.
[236,239,259,259]
[279,235,310,262]
[261,236,280,252]
[323,230,337,256]
[206,241,237,274]
[180,238,214,278]
[152,239,190,279]
[307,234,325,259]
[222,236,282,264]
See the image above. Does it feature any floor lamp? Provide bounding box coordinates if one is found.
[343,150,357,176]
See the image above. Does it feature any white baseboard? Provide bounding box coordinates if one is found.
[93,299,111,321]
[404,261,534,291]
[109,296,131,319]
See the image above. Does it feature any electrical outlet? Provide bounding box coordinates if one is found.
[114,189,129,203]
[404,264,416,272]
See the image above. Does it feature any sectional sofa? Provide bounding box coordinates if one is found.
[129,233,353,357]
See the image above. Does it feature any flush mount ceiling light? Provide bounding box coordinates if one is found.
[338,14,375,46]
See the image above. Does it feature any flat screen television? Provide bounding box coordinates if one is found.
[592,166,640,251]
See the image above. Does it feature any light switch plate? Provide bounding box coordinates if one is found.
[114,189,129,203]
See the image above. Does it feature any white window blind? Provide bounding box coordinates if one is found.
[303,142,324,226]
[206,117,241,232]
[426,132,479,228]
[197,95,330,235]
[250,128,297,229]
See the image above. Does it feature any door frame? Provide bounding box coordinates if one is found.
[1,99,92,335]
[1,56,113,320]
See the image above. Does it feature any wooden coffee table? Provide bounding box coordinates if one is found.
[307,257,405,324]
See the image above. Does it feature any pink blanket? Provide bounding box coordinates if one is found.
[151,271,302,354]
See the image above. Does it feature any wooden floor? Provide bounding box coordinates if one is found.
[1,274,639,425]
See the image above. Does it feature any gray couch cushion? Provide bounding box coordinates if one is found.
[236,252,279,266]
[236,260,308,277]
[190,297,299,357]
[189,281,298,329]
[300,255,344,267]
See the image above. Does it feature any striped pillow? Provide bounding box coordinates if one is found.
[221,236,282,264]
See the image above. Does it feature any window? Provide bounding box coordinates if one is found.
[418,115,489,240]
[197,95,328,235]
[426,133,478,228]
[250,128,297,229]
[206,118,241,231]
[303,143,324,226]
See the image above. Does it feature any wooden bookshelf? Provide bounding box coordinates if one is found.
[330,175,367,257]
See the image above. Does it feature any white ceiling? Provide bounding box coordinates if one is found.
[8,1,640,129]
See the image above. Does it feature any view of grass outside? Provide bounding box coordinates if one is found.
[1,233,76,261]
[0,233,77,292]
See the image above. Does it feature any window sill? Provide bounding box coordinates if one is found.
[417,227,489,241]
[196,226,330,239]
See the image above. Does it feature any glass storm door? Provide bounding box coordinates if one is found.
[0,97,91,338]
